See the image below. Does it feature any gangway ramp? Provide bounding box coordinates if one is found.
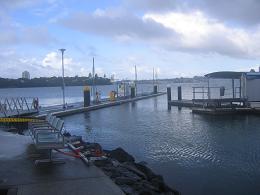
[0,97,39,117]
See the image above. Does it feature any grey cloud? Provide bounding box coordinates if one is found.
[161,30,254,59]
[195,0,260,25]
[124,0,260,25]
[123,0,179,12]
[60,12,174,40]
[0,0,43,10]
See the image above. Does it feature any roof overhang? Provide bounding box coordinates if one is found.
[205,71,245,79]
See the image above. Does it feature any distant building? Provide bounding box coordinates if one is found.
[22,71,30,79]
[110,74,115,82]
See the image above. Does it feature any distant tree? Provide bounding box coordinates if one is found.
[95,73,98,78]
[103,74,106,78]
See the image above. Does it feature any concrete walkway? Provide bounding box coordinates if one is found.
[0,131,124,195]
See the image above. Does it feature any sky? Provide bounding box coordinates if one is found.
[1,0,260,79]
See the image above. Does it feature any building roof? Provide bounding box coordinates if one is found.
[204,71,245,79]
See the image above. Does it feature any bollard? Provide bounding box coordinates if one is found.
[153,85,158,94]
[178,86,182,100]
[131,87,136,98]
[167,87,171,110]
[84,86,91,107]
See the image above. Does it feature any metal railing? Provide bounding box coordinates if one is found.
[0,97,39,117]
[192,87,241,100]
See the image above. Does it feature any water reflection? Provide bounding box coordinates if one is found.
[63,95,260,195]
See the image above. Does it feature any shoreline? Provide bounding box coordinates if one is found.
[66,133,180,195]
[1,127,180,194]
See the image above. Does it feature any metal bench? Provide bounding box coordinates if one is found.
[29,114,65,165]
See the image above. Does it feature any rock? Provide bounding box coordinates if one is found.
[115,176,138,185]
[150,177,165,191]
[139,190,154,195]
[93,159,112,167]
[111,159,120,167]
[120,184,135,195]
[135,163,157,180]
[121,162,148,180]
[139,161,148,166]
[109,147,135,163]
[141,180,160,192]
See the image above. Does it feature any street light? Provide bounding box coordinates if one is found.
[59,48,66,109]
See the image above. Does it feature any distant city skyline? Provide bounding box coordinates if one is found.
[1,0,260,79]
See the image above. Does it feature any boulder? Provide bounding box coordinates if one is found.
[134,163,157,180]
[115,176,138,186]
[121,162,147,180]
[109,147,135,163]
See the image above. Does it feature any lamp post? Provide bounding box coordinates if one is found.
[59,48,66,109]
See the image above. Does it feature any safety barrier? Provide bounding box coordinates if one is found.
[0,97,39,117]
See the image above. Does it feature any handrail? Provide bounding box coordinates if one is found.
[0,97,39,117]
[193,86,241,100]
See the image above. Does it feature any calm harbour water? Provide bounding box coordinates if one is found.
[1,82,259,195]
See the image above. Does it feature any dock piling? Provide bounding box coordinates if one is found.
[153,85,158,94]
[84,86,91,107]
[167,87,171,110]
[131,87,136,98]
[178,86,182,100]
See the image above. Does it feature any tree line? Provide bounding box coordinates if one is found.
[0,76,112,88]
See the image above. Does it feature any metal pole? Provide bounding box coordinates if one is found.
[59,49,66,109]
[153,67,155,87]
[135,65,137,95]
[92,57,95,101]
[232,79,235,98]
[207,77,210,99]
[155,69,158,91]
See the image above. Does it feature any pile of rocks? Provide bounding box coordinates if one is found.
[94,147,180,195]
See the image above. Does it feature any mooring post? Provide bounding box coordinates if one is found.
[167,87,171,110]
[178,86,182,101]
[84,86,91,107]
[153,85,158,94]
[131,86,136,98]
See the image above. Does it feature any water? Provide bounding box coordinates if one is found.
[1,82,259,195]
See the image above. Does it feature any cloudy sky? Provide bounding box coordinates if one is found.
[1,0,260,79]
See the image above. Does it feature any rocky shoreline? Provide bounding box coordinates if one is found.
[96,147,180,195]
[66,134,180,195]
[3,126,180,195]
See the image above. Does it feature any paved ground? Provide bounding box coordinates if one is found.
[0,131,124,195]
